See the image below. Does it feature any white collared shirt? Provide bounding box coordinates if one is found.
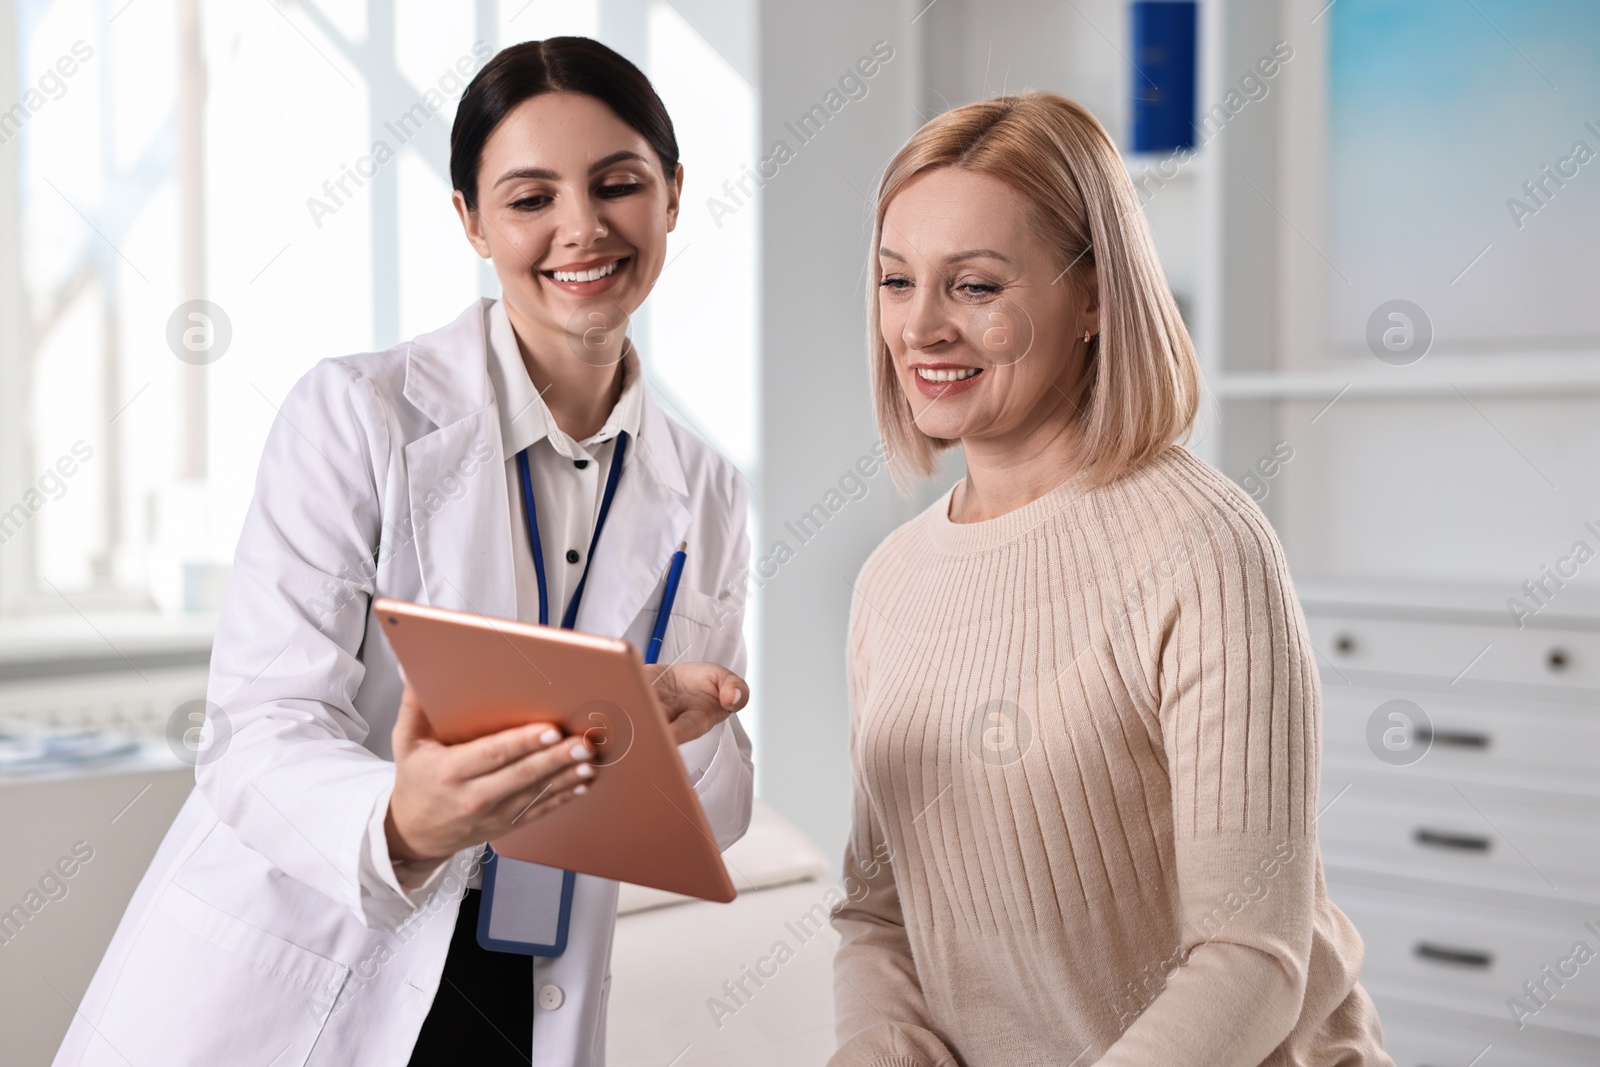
[485,299,646,624]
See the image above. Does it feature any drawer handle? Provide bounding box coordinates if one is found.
[1413,941,1493,969]
[1413,828,1491,852]
[1416,727,1490,749]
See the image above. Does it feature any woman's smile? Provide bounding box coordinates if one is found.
[541,254,631,296]
[910,362,985,398]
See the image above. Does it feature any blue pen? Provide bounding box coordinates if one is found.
[645,542,688,665]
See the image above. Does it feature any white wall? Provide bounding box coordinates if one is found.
[921,0,1128,135]
[753,0,939,864]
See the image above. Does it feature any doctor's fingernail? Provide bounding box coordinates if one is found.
[576,763,595,779]
[574,784,589,796]
[539,728,561,746]
[570,742,593,761]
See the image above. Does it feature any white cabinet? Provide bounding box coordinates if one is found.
[1302,583,1600,1067]
[0,750,194,1066]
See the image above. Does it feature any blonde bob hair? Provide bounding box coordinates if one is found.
[869,92,1199,490]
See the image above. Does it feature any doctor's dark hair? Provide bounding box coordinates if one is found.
[450,37,679,211]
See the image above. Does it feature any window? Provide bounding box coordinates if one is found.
[1,0,757,619]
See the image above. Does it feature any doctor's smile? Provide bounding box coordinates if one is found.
[541,255,628,293]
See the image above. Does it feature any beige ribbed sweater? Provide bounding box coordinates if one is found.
[830,448,1391,1067]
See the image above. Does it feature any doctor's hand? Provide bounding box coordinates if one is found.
[384,683,595,864]
[649,662,749,747]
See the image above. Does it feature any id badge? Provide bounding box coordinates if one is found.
[475,847,576,957]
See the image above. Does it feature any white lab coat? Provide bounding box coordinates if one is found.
[53,300,755,1067]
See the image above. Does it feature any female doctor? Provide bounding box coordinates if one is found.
[55,37,754,1067]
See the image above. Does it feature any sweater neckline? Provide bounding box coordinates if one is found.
[926,471,1087,554]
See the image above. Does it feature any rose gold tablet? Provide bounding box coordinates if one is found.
[373,597,736,903]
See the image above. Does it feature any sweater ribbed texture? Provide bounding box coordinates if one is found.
[829,448,1391,1067]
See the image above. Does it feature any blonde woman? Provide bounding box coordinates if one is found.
[830,93,1391,1067]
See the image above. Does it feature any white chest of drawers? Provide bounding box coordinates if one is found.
[1301,582,1600,1067]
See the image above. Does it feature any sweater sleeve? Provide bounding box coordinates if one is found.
[829,799,962,1067]
[829,586,961,1067]
[1095,493,1320,1067]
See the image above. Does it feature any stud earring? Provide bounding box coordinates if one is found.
[1083,330,1093,343]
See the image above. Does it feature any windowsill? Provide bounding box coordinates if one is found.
[0,611,216,682]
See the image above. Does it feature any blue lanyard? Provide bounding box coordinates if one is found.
[486,429,631,961]
[482,428,688,961]
[514,430,630,630]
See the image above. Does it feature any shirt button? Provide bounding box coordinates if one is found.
[565,549,581,564]
[574,459,589,469]
[538,984,565,1011]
